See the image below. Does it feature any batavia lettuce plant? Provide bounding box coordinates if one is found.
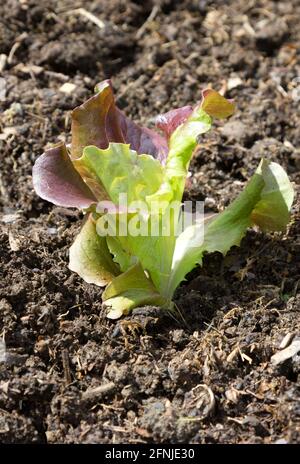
[33,80,294,319]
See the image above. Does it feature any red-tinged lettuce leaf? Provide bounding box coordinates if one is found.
[155,106,193,139]
[32,142,97,208]
[118,115,168,163]
[71,80,124,159]
[201,89,235,119]
[69,213,120,286]
[155,88,234,140]
[71,79,168,162]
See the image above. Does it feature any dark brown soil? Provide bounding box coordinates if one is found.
[0,0,299,444]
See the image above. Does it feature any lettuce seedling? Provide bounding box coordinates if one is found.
[33,81,294,319]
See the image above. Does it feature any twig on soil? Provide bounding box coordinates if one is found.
[227,346,239,363]
[64,8,105,30]
[44,70,69,82]
[250,8,276,19]
[0,333,6,363]
[203,321,228,340]
[99,403,123,412]
[0,174,9,203]
[103,425,131,434]
[57,310,70,321]
[170,302,190,329]
[243,389,264,400]
[7,43,21,65]
[238,348,253,364]
[42,118,49,142]
[82,382,116,402]
[227,417,244,426]
[7,33,28,64]
[61,349,72,385]
[25,110,47,123]
[243,20,256,37]
[0,54,7,73]
[136,5,160,39]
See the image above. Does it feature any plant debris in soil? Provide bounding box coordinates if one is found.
[0,0,299,444]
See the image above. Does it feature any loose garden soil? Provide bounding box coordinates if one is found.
[0,0,299,444]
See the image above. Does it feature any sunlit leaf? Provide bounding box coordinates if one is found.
[166,159,294,297]
[69,214,119,286]
[201,89,235,119]
[102,263,166,319]
[77,143,163,204]
[71,79,168,162]
[32,142,97,208]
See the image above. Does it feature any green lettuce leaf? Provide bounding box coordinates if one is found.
[106,235,136,273]
[166,159,294,297]
[75,143,172,298]
[76,143,163,204]
[69,213,119,286]
[128,93,235,296]
[201,89,236,119]
[102,263,167,319]
[250,160,294,231]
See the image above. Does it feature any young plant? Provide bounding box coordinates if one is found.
[33,81,294,319]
